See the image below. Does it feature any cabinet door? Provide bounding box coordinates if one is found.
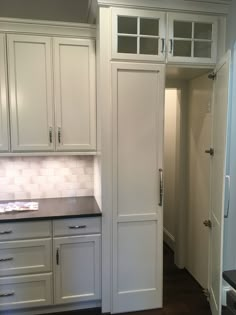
[54,235,101,304]
[111,63,164,313]
[112,8,166,62]
[167,13,217,64]
[54,38,96,152]
[0,34,9,152]
[7,34,54,152]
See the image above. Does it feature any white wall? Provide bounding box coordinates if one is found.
[164,89,178,250]
[0,0,89,23]
[186,74,212,288]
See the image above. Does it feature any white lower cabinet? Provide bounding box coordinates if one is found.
[0,273,52,310]
[0,217,101,313]
[54,234,101,305]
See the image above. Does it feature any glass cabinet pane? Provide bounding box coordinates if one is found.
[118,36,137,54]
[140,38,159,55]
[173,40,191,57]
[194,23,212,40]
[194,41,211,58]
[118,16,137,34]
[140,18,159,36]
[174,21,192,38]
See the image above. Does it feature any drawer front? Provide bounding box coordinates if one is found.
[0,273,52,310]
[0,221,52,241]
[53,217,101,236]
[0,239,52,276]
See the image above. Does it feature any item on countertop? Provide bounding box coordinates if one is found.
[0,202,39,214]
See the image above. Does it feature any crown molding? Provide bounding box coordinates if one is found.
[96,0,230,15]
[0,18,96,38]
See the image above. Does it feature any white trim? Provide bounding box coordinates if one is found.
[0,18,96,38]
[163,228,175,251]
[97,0,230,15]
[0,152,97,157]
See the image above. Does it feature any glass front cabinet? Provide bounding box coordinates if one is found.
[112,9,218,65]
[167,13,218,64]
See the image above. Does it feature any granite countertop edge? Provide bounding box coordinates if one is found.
[0,196,102,222]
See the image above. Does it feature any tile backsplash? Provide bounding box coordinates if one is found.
[0,156,94,201]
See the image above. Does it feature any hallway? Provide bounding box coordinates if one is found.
[47,244,212,315]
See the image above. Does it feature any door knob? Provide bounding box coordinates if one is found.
[205,148,214,156]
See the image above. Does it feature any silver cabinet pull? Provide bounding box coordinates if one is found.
[58,127,61,144]
[49,127,53,144]
[0,230,12,235]
[69,225,87,229]
[0,292,15,298]
[0,257,13,262]
[169,39,173,54]
[159,168,163,207]
[161,38,165,53]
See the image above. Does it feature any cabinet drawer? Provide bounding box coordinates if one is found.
[0,239,52,276]
[0,273,52,310]
[0,221,52,241]
[53,217,101,236]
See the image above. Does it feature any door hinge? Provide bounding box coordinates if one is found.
[208,72,217,80]
[203,220,212,229]
[203,288,210,300]
[56,248,60,265]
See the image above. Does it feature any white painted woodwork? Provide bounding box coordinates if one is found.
[112,8,166,62]
[53,37,96,151]
[112,62,164,313]
[163,89,178,250]
[7,34,54,152]
[0,273,52,310]
[0,221,52,241]
[53,217,101,237]
[167,13,218,64]
[54,235,101,304]
[186,73,212,288]
[0,34,9,152]
[209,52,230,315]
[0,239,52,277]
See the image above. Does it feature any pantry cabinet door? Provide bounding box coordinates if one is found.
[7,34,54,152]
[112,63,164,313]
[0,34,9,152]
[54,235,101,304]
[54,38,96,152]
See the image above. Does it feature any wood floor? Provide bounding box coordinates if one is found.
[46,244,212,315]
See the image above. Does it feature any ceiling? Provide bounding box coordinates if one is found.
[0,0,91,23]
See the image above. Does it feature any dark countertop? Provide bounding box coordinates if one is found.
[0,196,101,222]
[223,270,236,290]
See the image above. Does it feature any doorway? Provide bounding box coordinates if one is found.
[164,67,213,290]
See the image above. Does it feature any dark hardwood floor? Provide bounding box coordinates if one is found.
[45,244,212,315]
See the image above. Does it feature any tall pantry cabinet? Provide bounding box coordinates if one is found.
[97,1,227,314]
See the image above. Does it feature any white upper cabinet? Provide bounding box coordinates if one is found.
[112,8,166,61]
[53,38,96,152]
[0,34,9,152]
[7,34,54,152]
[167,13,218,64]
[112,8,219,65]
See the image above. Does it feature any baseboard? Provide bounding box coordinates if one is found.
[164,227,175,251]
[0,301,101,315]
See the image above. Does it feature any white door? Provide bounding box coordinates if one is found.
[209,52,230,315]
[54,235,101,304]
[0,34,9,152]
[53,38,96,152]
[112,63,164,313]
[7,34,54,152]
